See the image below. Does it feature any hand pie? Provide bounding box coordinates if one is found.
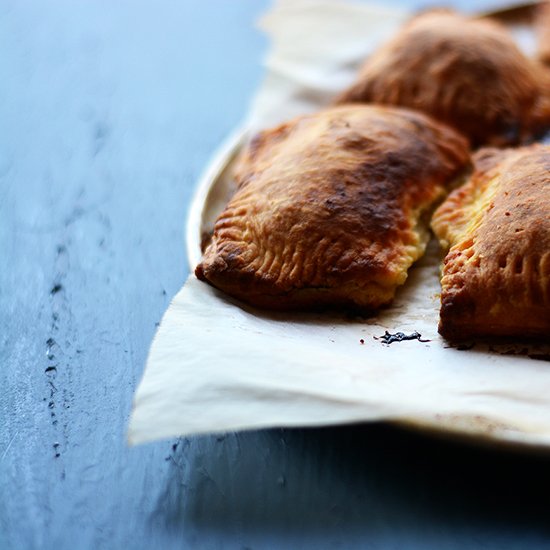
[196,105,469,310]
[431,145,550,341]
[335,11,550,147]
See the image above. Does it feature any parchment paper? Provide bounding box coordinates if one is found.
[129,0,550,446]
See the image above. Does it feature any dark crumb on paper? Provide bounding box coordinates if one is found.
[359,338,365,345]
[50,283,63,295]
[374,330,430,345]
[456,342,475,351]
[502,348,520,355]
[451,344,549,361]
[488,345,530,355]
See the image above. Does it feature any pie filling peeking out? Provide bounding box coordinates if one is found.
[432,145,550,341]
[196,105,470,310]
[335,11,550,147]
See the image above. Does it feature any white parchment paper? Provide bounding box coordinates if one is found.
[129,1,550,447]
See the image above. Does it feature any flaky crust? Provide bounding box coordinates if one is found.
[432,145,550,341]
[196,105,469,310]
[536,1,550,65]
[335,11,550,147]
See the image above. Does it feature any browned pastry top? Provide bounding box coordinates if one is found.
[536,0,550,65]
[432,145,550,340]
[336,11,550,147]
[196,105,469,310]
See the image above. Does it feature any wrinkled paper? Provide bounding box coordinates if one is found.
[129,0,550,447]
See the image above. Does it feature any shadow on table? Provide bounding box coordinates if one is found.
[155,423,550,540]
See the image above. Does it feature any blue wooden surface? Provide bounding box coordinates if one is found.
[2,1,550,549]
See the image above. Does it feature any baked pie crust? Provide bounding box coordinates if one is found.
[336,11,550,147]
[536,1,550,65]
[196,105,469,310]
[432,145,550,340]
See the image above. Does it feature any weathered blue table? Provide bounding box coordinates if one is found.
[2,1,550,548]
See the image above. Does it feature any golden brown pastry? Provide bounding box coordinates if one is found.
[536,1,550,65]
[196,105,469,310]
[335,11,550,147]
[432,145,550,341]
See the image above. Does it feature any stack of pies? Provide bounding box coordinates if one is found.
[196,10,550,342]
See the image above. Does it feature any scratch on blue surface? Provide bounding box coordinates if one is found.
[1,433,17,462]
